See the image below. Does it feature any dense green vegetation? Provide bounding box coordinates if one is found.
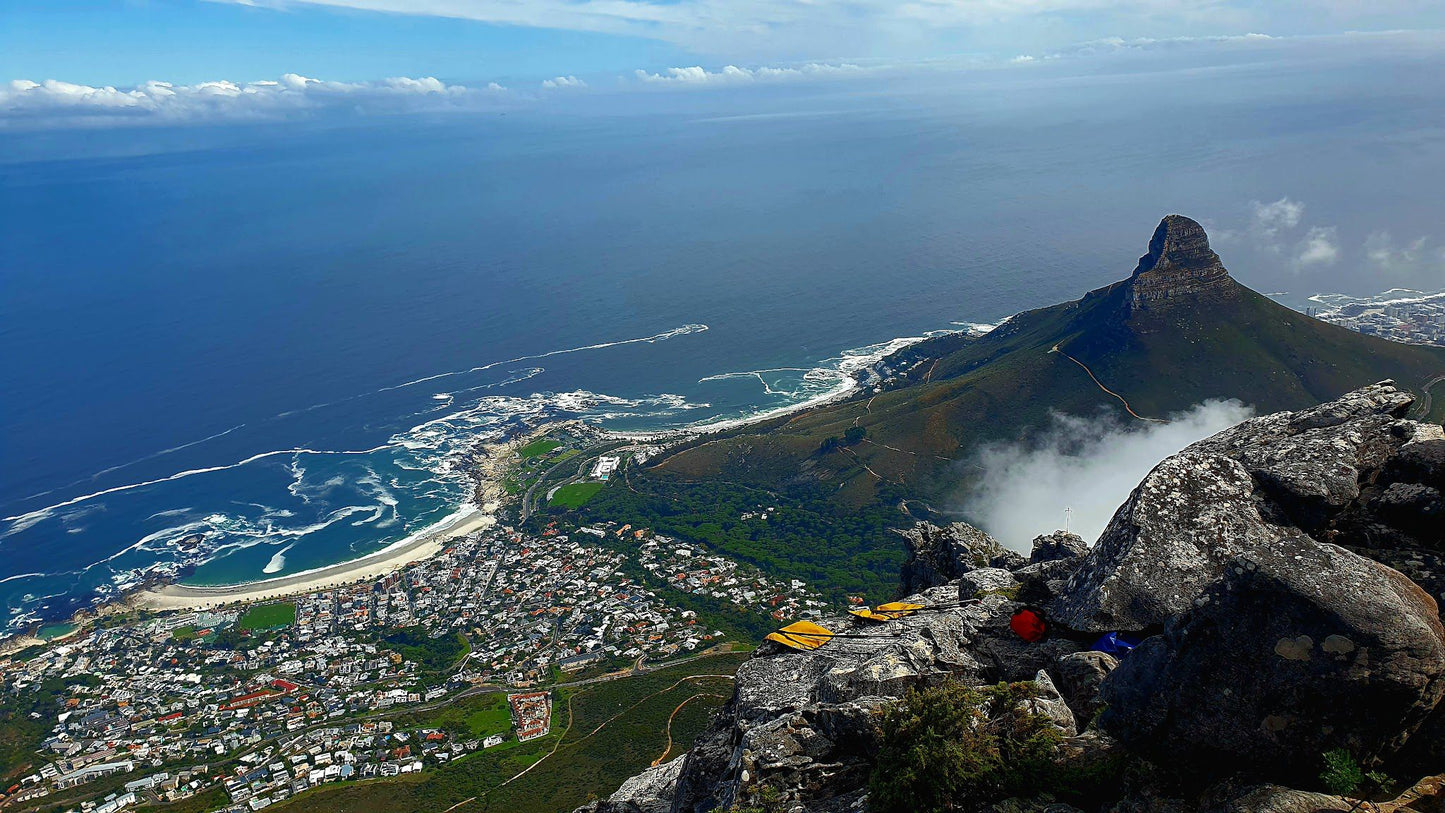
[391,692,514,742]
[267,652,746,813]
[869,681,1062,813]
[381,627,469,674]
[0,674,101,783]
[237,602,296,630]
[563,470,909,603]
[519,439,563,458]
[548,482,604,509]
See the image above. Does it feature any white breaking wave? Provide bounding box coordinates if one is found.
[262,543,297,574]
[687,331,952,435]
[0,572,47,585]
[2,445,392,533]
[378,323,708,392]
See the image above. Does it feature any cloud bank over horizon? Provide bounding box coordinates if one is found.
[0,74,509,128]
[5,29,1442,130]
[962,400,1255,552]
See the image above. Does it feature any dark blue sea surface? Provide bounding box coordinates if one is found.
[4,58,1444,633]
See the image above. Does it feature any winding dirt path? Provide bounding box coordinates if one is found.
[652,692,728,766]
[1052,345,1168,424]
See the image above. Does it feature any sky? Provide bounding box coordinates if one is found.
[3,0,1444,120]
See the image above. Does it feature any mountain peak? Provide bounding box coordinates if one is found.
[1126,214,1234,319]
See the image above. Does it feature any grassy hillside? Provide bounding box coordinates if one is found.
[267,652,746,813]
[657,277,1445,511]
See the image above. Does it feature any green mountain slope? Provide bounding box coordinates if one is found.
[656,215,1445,508]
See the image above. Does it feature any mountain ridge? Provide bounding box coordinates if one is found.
[653,215,1445,510]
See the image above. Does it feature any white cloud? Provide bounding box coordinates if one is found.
[0,74,510,128]
[1364,231,1442,278]
[961,400,1253,552]
[1293,225,1340,268]
[1250,196,1305,238]
[540,75,587,89]
[633,62,868,86]
[202,0,1444,62]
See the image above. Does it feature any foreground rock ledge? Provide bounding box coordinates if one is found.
[576,383,1445,813]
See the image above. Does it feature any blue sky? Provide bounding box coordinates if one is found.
[6,0,1445,87]
[0,0,688,87]
[2,0,1444,130]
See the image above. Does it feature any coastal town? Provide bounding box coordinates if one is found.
[0,437,828,813]
[1304,289,1445,347]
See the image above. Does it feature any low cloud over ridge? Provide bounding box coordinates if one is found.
[962,400,1254,552]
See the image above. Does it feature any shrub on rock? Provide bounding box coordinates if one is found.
[870,681,1062,813]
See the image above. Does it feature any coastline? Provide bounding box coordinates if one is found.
[18,325,987,632]
[133,505,496,611]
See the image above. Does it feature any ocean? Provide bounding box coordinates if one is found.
[4,53,1445,634]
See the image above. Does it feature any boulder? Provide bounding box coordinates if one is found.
[1051,451,1275,631]
[1201,773,1445,813]
[1099,542,1445,780]
[1015,558,1084,605]
[1052,651,1118,725]
[959,567,1021,601]
[898,522,1026,593]
[1026,670,1077,737]
[1031,531,1089,564]
[574,756,685,813]
[1200,785,1353,813]
[1053,383,1445,632]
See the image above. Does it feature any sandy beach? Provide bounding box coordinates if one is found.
[133,506,496,611]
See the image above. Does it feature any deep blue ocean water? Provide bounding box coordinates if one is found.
[4,55,1444,634]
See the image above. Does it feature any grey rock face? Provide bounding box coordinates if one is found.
[898,522,1025,594]
[1031,531,1089,564]
[1199,785,1354,813]
[1015,558,1085,605]
[584,384,1445,813]
[1054,382,1445,632]
[1099,543,1445,778]
[668,589,1073,813]
[1026,670,1078,737]
[958,567,1021,601]
[1052,651,1118,725]
[574,757,686,813]
[1051,451,1276,632]
[1126,215,1236,320]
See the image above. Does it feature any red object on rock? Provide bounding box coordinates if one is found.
[1010,608,1048,643]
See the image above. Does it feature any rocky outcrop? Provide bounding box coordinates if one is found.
[576,757,687,813]
[1053,381,1445,632]
[1031,531,1088,564]
[898,521,1025,594]
[668,586,1084,813]
[1053,651,1117,726]
[579,384,1445,813]
[1125,215,1237,322]
[1099,542,1445,779]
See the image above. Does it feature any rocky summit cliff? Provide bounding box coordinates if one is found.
[1124,214,1237,327]
[578,382,1445,813]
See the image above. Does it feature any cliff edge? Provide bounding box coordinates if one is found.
[578,382,1445,813]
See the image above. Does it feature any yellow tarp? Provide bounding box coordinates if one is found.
[765,620,835,651]
[850,602,924,622]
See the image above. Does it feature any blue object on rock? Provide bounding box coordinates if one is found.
[1091,632,1143,657]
